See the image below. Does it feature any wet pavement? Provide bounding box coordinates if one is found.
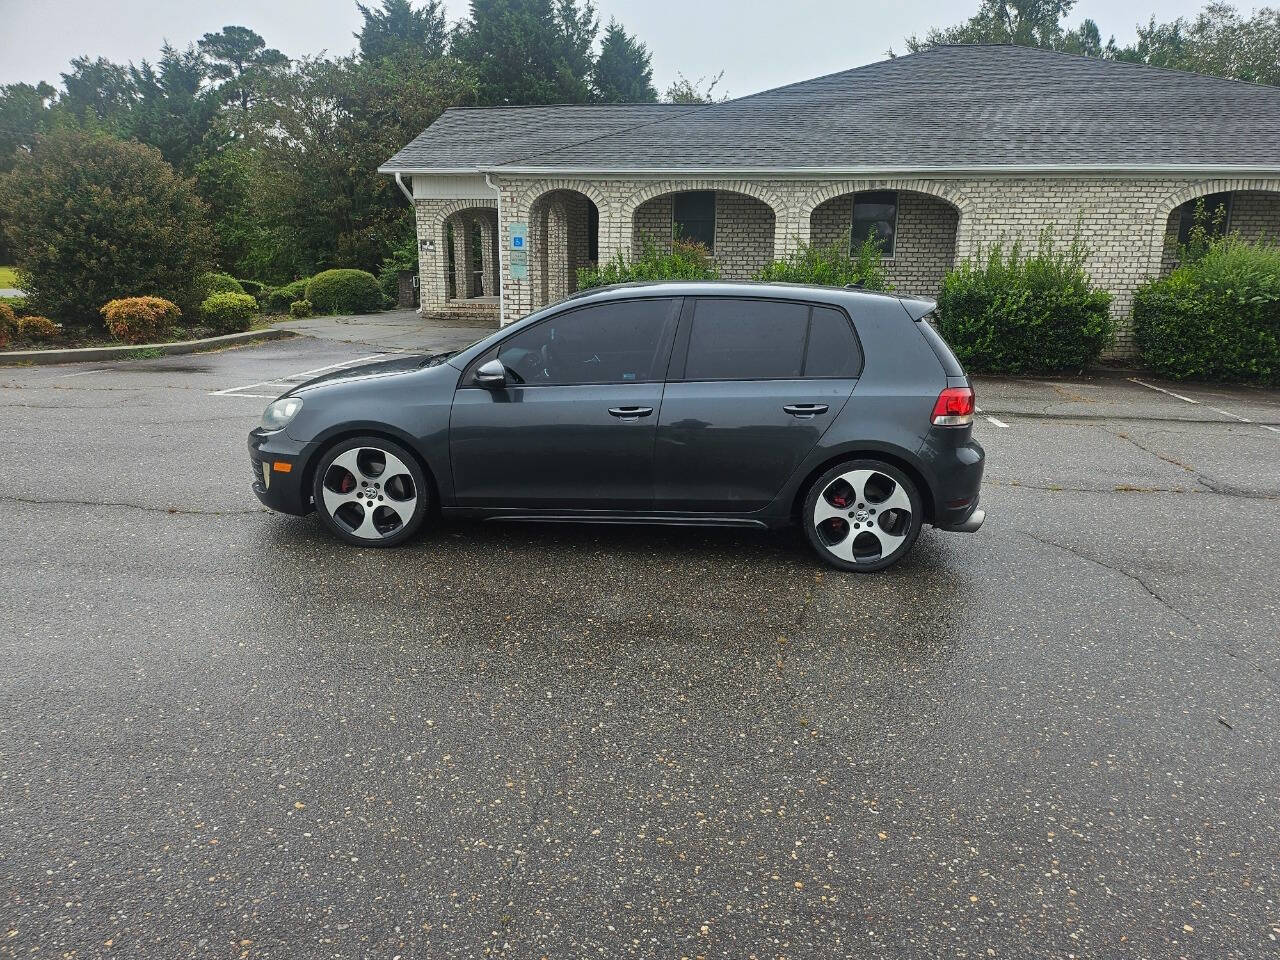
[2,336,1278,959]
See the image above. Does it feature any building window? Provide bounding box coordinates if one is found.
[674,191,716,252]
[851,190,898,257]
[1176,192,1232,246]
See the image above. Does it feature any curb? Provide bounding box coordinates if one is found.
[0,327,296,366]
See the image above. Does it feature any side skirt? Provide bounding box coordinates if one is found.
[441,507,773,529]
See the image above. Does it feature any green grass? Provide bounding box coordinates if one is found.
[0,266,18,287]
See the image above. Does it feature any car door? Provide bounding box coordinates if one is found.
[449,297,681,510]
[653,297,862,512]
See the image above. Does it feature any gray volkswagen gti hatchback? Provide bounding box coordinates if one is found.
[248,282,984,572]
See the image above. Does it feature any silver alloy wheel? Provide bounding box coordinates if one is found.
[811,468,913,564]
[320,446,419,541]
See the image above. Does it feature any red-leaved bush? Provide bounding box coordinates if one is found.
[100,297,182,344]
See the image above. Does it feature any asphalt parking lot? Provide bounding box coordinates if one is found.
[2,326,1279,959]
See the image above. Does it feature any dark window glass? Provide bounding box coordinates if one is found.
[852,190,897,257]
[804,306,861,377]
[1176,191,1232,246]
[673,191,716,252]
[684,299,809,380]
[495,298,676,385]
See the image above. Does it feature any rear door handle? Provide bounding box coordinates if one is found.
[608,406,653,420]
[783,403,829,419]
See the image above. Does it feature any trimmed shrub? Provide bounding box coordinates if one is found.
[200,292,257,334]
[755,234,889,290]
[17,315,59,341]
[936,229,1114,374]
[0,302,15,349]
[305,269,382,315]
[262,278,310,314]
[579,238,719,290]
[237,279,264,296]
[101,297,182,344]
[1133,234,1280,384]
[0,295,28,315]
[289,299,313,319]
[200,272,245,298]
[0,130,214,326]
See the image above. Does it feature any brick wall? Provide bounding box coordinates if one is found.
[458,174,1280,358]
[631,191,774,277]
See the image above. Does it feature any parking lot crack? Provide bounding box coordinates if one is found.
[0,494,265,516]
[1017,529,1194,625]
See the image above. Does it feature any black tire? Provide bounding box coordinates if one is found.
[311,435,431,548]
[801,459,923,572]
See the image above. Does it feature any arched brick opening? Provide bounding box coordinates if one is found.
[1154,182,1280,275]
[808,189,960,299]
[440,206,500,302]
[527,188,600,309]
[629,189,777,279]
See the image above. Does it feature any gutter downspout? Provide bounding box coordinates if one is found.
[484,172,505,326]
[393,171,414,204]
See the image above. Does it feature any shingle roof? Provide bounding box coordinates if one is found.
[381,103,697,170]
[382,45,1280,173]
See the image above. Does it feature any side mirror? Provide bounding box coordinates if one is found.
[475,358,507,389]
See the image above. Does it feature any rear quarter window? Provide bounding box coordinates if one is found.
[915,313,965,377]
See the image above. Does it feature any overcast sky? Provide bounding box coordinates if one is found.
[0,0,1213,95]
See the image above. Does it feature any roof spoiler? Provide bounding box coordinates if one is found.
[900,297,937,321]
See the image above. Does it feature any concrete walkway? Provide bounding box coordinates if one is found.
[276,309,495,354]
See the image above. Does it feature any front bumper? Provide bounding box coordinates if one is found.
[248,428,314,515]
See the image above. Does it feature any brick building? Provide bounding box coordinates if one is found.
[381,44,1280,357]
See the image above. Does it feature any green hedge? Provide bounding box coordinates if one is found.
[200,271,245,298]
[200,292,256,334]
[289,299,313,318]
[755,234,889,290]
[578,238,718,290]
[1133,235,1280,384]
[237,279,264,296]
[936,230,1113,374]
[305,269,382,315]
[262,278,310,314]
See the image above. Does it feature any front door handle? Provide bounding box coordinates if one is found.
[783,403,829,419]
[608,406,654,420]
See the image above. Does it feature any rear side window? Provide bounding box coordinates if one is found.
[683,298,861,380]
[804,306,862,377]
[915,313,965,376]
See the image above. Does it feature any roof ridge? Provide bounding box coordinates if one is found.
[438,102,695,113]
[925,42,1279,91]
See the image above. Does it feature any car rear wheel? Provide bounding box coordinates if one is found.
[312,436,429,547]
[802,459,923,572]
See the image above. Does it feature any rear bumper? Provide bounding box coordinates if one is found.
[920,429,985,532]
[248,429,314,515]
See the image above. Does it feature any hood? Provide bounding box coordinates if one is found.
[290,353,437,394]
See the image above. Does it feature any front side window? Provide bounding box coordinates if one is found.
[673,191,716,252]
[1176,191,1232,246]
[852,190,897,257]
[682,299,861,381]
[494,298,678,386]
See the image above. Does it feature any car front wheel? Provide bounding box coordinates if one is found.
[312,436,430,547]
[803,459,923,572]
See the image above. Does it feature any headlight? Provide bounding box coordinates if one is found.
[260,396,303,431]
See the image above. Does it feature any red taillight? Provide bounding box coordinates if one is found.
[931,386,975,426]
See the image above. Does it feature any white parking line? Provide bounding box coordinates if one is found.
[1128,378,1200,404]
[1128,375,1279,435]
[984,416,1010,428]
[209,353,391,398]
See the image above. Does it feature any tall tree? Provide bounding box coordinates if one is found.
[127,44,216,171]
[0,81,56,172]
[58,56,135,128]
[664,70,726,104]
[452,0,598,104]
[1116,4,1280,85]
[198,25,289,124]
[356,0,448,62]
[592,19,657,102]
[904,0,1109,54]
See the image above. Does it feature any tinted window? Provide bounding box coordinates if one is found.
[673,191,716,252]
[804,306,861,377]
[684,299,809,380]
[495,298,676,385]
[852,190,897,257]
